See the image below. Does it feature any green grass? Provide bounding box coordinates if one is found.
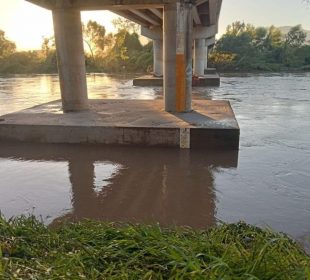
[0,217,309,279]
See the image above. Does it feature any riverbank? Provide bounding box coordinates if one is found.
[0,217,309,279]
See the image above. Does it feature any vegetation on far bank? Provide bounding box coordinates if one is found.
[0,18,153,75]
[209,22,310,72]
[0,18,310,74]
[0,216,309,279]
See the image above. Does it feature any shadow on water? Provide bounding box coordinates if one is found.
[0,142,238,229]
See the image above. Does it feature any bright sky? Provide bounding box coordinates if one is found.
[0,0,309,50]
[219,0,310,34]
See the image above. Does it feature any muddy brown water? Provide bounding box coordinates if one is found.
[0,73,310,251]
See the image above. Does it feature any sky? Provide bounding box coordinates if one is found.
[0,0,309,50]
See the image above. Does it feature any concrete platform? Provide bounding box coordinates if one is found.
[133,74,220,87]
[204,68,217,74]
[0,99,239,149]
[193,74,220,87]
[133,75,163,87]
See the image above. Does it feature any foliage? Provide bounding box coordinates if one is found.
[97,18,151,73]
[112,17,139,34]
[208,52,236,70]
[285,25,307,48]
[210,22,310,71]
[0,18,152,75]
[2,20,309,74]
[0,217,309,279]
[102,29,151,72]
[82,20,114,62]
[0,50,56,74]
[0,30,16,58]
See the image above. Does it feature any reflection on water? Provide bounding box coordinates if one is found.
[0,73,310,252]
[0,142,238,229]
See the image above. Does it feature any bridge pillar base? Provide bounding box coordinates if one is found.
[204,43,209,71]
[194,39,205,76]
[153,39,163,77]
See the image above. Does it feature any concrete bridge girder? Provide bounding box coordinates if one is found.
[26,0,176,10]
[140,24,218,40]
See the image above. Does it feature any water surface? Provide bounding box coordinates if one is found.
[0,73,309,251]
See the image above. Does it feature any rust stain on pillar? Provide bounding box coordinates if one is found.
[176,54,186,112]
[176,2,186,112]
[175,1,192,112]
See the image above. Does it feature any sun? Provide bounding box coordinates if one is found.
[0,0,118,50]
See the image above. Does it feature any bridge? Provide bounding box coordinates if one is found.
[26,0,222,113]
[0,0,238,150]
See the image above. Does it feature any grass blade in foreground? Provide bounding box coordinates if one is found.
[0,217,309,279]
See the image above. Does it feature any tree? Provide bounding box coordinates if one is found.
[285,25,307,48]
[112,17,139,33]
[41,36,55,58]
[83,20,108,59]
[264,26,282,49]
[0,30,16,58]
[215,21,260,68]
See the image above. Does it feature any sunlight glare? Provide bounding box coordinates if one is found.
[0,0,118,50]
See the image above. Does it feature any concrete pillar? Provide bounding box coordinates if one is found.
[204,43,209,71]
[163,2,193,112]
[52,8,88,112]
[194,38,205,76]
[153,39,163,77]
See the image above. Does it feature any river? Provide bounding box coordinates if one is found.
[0,73,309,252]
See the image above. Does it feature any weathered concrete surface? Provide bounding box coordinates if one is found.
[52,8,89,112]
[204,68,217,74]
[133,75,164,86]
[133,74,220,87]
[194,38,205,76]
[0,99,239,149]
[193,74,220,87]
[153,39,163,77]
[163,2,193,113]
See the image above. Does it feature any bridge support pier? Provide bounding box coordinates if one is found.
[52,8,88,112]
[204,43,209,71]
[153,39,163,77]
[194,38,205,76]
[163,2,193,113]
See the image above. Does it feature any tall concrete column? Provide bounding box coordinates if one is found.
[204,43,209,71]
[153,39,163,77]
[163,2,193,112]
[52,8,88,112]
[194,38,205,76]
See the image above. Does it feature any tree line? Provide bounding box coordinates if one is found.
[0,18,153,74]
[209,22,310,71]
[1,20,310,74]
